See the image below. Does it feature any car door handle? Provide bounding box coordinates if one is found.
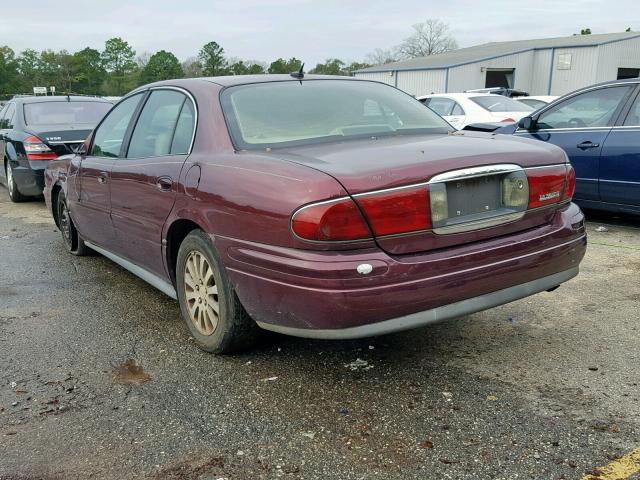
[97,172,108,184]
[577,141,600,150]
[156,176,173,192]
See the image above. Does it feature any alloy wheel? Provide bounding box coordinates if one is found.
[7,163,14,197]
[183,250,219,336]
[59,199,73,249]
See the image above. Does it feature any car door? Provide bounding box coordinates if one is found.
[109,88,196,277]
[515,85,635,202]
[598,86,640,207]
[73,93,145,245]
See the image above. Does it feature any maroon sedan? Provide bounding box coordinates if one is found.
[44,75,586,353]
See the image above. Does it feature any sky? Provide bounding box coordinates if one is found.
[2,0,639,65]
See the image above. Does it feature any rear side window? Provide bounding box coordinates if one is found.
[538,86,633,129]
[24,101,111,125]
[127,90,189,158]
[424,97,457,116]
[91,94,143,158]
[171,100,195,154]
[1,103,16,129]
[470,95,533,113]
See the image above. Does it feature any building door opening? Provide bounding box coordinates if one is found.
[617,68,640,79]
[485,69,515,88]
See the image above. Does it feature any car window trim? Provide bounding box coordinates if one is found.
[122,86,198,160]
[88,92,147,159]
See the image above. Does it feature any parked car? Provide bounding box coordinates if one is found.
[463,78,640,214]
[465,87,530,98]
[0,95,112,202]
[44,75,586,353]
[515,96,558,110]
[418,93,534,129]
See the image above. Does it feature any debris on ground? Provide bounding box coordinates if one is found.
[486,395,498,401]
[344,358,373,371]
[301,432,316,439]
[419,440,434,449]
[595,225,609,232]
[442,392,453,401]
[112,359,152,386]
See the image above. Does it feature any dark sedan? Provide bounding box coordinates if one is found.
[44,75,586,353]
[0,95,112,202]
[465,78,640,215]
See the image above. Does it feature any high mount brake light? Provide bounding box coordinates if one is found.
[526,165,574,209]
[24,136,57,161]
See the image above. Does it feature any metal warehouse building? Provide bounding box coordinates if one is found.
[354,32,640,97]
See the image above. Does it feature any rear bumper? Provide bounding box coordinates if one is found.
[219,203,587,338]
[12,165,44,197]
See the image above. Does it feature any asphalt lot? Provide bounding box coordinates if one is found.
[0,193,639,480]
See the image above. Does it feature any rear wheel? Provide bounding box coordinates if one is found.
[6,162,27,203]
[176,230,259,353]
[56,191,90,256]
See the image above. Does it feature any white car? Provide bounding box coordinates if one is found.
[514,95,558,110]
[417,93,534,129]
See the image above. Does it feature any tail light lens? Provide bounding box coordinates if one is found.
[526,165,574,209]
[501,118,516,123]
[24,136,57,161]
[356,186,431,236]
[291,198,371,241]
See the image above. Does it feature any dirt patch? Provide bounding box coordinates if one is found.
[112,360,152,386]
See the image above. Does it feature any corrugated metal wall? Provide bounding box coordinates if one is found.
[351,72,395,85]
[447,51,535,93]
[595,37,640,83]
[530,49,553,94]
[549,46,599,96]
[396,69,447,96]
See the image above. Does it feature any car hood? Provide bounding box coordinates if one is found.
[269,131,567,194]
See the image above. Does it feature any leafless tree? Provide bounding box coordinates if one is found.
[396,19,458,59]
[365,48,397,66]
[181,56,203,77]
[136,51,152,69]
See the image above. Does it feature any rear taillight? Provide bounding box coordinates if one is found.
[501,118,516,123]
[526,165,573,209]
[24,136,57,161]
[291,198,372,241]
[356,185,431,236]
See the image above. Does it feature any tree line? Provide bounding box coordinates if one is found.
[0,19,461,97]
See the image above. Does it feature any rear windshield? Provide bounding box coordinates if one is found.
[221,80,452,149]
[24,101,112,126]
[470,96,534,113]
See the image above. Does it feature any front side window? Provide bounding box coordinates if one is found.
[221,80,452,149]
[470,95,533,113]
[91,94,143,158]
[127,90,190,158]
[24,101,111,126]
[537,86,632,129]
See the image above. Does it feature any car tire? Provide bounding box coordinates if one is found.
[56,191,90,256]
[6,161,27,203]
[176,230,260,353]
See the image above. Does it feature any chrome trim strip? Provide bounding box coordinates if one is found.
[428,164,522,184]
[256,267,579,340]
[85,241,177,299]
[516,127,611,133]
[47,140,85,145]
[149,86,198,154]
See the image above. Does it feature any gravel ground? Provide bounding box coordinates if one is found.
[0,193,639,480]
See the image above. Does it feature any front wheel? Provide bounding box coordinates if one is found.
[176,230,259,353]
[56,191,90,256]
[6,162,27,203]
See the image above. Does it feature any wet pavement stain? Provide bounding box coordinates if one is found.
[112,359,152,386]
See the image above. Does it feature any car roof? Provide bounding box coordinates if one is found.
[418,93,499,100]
[12,95,112,104]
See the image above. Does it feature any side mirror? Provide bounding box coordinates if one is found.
[518,116,536,130]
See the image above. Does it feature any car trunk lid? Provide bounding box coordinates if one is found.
[27,125,93,156]
[275,132,570,255]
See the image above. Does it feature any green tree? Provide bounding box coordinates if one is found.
[73,47,106,94]
[140,50,184,83]
[16,49,42,91]
[626,27,632,32]
[581,28,592,34]
[344,61,370,75]
[0,46,20,95]
[198,41,228,76]
[228,59,265,75]
[268,57,302,74]
[101,37,137,94]
[310,58,346,75]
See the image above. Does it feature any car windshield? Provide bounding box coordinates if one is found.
[470,95,534,113]
[24,101,112,126]
[221,80,452,149]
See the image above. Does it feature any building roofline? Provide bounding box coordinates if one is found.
[354,33,640,74]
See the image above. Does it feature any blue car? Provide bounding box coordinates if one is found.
[465,78,640,215]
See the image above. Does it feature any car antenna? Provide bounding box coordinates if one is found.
[290,63,305,83]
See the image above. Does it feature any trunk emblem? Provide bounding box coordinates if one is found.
[539,191,560,201]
